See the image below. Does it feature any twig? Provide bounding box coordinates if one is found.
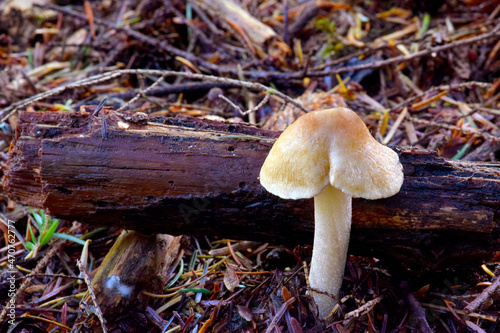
[116,73,166,111]
[382,107,408,145]
[195,2,256,57]
[487,3,500,22]
[188,2,223,36]
[344,296,384,320]
[311,44,390,71]
[100,82,239,101]
[237,65,256,123]
[249,22,500,79]
[76,259,108,333]
[464,265,500,314]
[0,70,123,122]
[0,69,309,122]
[33,3,500,81]
[409,116,500,142]
[20,273,83,281]
[299,22,500,78]
[421,302,498,321]
[91,98,107,117]
[162,0,212,46]
[391,81,492,111]
[282,0,289,45]
[286,4,319,45]
[218,94,270,116]
[34,3,226,73]
[469,105,500,116]
[400,281,433,333]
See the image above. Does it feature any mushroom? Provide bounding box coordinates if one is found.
[259,107,404,318]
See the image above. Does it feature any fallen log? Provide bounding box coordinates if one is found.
[5,109,500,268]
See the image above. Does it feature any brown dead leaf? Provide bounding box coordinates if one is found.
[236,304,253,321]
[223,265,239,292]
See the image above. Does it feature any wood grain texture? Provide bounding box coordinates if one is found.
[81,231,181,317]
[5,110,500,268]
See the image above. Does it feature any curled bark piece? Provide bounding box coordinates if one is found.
[81,231,182,317]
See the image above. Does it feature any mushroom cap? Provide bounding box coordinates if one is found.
[259,107,404,200]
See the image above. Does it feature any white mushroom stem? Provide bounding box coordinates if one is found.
[309,184,352,319]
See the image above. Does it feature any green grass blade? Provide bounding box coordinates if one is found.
[180,288,210,294]
[40,219,59,246]
[165,259,184,290]
[53,233,87,246]
[27,223,37,245]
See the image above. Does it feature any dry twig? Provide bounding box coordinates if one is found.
[464,265,500,314]
[391,81,492,111]
[344,296,384,320]
[76,259,108,333]
[409,117,500,142]
[0,69,309,122]
[218,93,270,116]
[400,281,433,333]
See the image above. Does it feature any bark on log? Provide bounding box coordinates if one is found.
[4,109,500,269]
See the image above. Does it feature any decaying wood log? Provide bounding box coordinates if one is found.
[81,231,181,318]
[4,109,500,268]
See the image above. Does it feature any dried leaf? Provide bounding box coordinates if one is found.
[282,286,292,303]
[236,305,253,321]
[376,7,412,20]
[415,284,430,299]
[223,265,239,292]
[84,1,95,39]
[287,316,303,333]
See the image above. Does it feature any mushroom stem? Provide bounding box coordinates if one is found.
[309,184,352,319]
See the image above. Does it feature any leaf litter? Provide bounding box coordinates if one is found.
[0,0,500,332]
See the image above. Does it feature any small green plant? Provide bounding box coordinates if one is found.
[315,17,343,57]
[25,208,86,259]
[316,17,337,36]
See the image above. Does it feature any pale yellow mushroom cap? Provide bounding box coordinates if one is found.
[260,107,404,200]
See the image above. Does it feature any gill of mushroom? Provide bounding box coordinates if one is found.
[259,107,404,319]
